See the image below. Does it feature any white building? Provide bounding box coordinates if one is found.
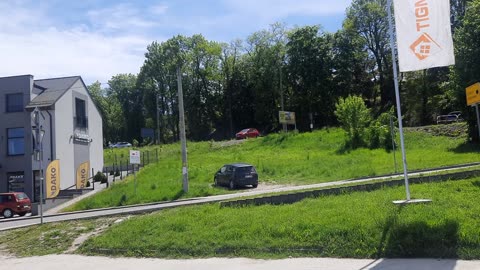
[0,75,104,202]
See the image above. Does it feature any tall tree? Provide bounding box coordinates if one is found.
[345,0,393,108]
[108,74,144,143]
[286,25,335,130]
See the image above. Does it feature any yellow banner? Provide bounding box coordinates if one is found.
[76,161,90,189]
[46,160,60,199]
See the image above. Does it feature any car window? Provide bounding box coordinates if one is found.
[227,166,233,172]
[15,193,28,200]
[237,166,255,174]
[220,166,226,173]
[0,195,5,203]
[241,129,249,133]
[7,195,14,202]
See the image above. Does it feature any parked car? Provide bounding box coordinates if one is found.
[110,142,132,148]
[0,192,32,218]
[214,163,258,189]
[236,128,260,140]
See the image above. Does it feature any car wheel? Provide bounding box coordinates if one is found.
[229,180,236,190]
[214,177,219,187]
[19,212,27,217]
[252,183,258,188]
[3,208,13,218]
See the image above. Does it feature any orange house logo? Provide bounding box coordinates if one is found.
[409,33,442,60]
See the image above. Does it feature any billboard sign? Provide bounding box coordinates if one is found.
[279,111,296,125]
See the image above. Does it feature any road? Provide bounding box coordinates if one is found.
[1,255,480,270]
[1,163,479,231]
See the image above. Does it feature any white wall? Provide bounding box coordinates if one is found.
[53,79,104,189]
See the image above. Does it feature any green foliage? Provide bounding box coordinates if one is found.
[132,139,139,147]
[80,179,480,259]
[93,171,107,183]
[366,107,396,149]
[335,95,372,148]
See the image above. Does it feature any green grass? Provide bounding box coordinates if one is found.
[0,218,115,257]
[66,127,480,211]
[79,178,480,259]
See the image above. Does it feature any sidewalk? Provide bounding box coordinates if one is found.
[1,255,479,270]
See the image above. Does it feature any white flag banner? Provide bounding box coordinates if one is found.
[393,0,455,72]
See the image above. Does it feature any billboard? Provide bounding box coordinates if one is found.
[279,111,296,125]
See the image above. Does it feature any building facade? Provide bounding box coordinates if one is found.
[0,75,103,202]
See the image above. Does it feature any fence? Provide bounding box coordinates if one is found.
[102,149,158,175]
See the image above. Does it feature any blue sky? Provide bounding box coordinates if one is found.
[0,0,351,84]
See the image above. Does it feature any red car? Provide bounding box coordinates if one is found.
[0,192,32,218]
[236,128,260,139]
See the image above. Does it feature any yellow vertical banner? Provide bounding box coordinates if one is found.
[46,160,60,199]
[76,161,90,189]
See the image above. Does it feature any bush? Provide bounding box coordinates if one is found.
[86,181,91,188]
[335,95,372,148]
[133,139,139,147]
[367,107,397,149]
[93,171,107,183]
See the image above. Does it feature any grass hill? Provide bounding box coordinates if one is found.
[66,124,480,211]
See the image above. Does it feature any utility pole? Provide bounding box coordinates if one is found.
[156,93,160,144]
[33,109,44,224]
[177,66,188,193]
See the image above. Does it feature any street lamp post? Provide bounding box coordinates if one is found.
[32,109,45,224]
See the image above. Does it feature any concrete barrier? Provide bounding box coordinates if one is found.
[220,170,480,208]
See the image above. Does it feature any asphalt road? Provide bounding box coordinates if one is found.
[2,255,480,270]
[1,163,479,231]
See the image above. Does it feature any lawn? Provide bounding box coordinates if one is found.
[79,178,480,259]
[65,125,480,211]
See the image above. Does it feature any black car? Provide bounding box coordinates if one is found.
[214,163,258,189]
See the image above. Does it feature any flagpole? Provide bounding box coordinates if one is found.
[387,0,411,201]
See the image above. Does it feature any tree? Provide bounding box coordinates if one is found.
[451,0,480,141]
[335,95,372,148]
[108,74,144,143]
[286,25,335,130]
[345,0,393,108]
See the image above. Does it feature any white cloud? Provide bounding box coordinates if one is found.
[87,3,158,32]
[0,2,161,84]
[150,3,169,15]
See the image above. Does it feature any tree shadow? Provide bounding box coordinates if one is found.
[471,180,480,188]
[171,189,185,201]
[448,142,480,153]
[366,259,457,270]
[380,219,459,259]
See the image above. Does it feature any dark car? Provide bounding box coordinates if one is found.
[236,128,260,140]
[214,163,258,189]
[0,192,32,218]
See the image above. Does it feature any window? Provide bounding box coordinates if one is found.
[6,93,23,112]
[7,172,25,192]
[75,98,88,128]
[7,128,25,155]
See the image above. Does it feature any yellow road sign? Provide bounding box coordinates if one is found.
[466,83,480,106]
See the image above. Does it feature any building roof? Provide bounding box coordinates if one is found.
[26,76,80,109]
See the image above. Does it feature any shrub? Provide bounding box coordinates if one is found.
[93,171,107,183]
[86,181,91,188]
[335,95,372,148]
[133,139,139,147]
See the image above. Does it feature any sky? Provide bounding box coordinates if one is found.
[0,0,352,85]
